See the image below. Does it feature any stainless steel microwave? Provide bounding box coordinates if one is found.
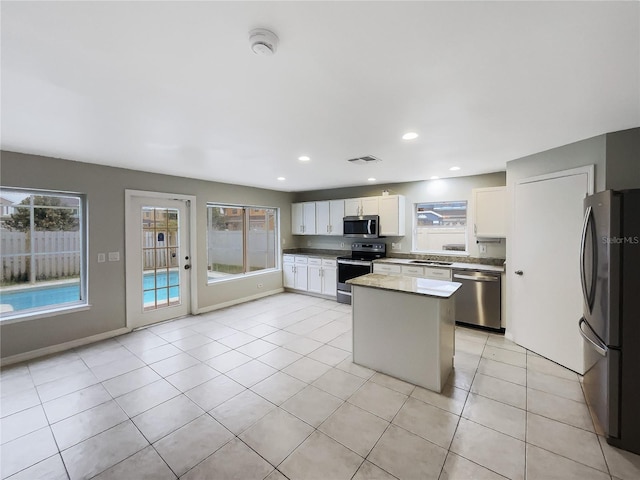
[343,215,380,238]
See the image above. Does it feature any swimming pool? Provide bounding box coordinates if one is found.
[0,271,180,313]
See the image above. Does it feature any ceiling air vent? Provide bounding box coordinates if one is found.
[347,155,382,165]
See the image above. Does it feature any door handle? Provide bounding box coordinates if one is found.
[514,270,523,275]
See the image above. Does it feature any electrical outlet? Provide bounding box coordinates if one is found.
[479,244,487,254]
[391,242,402,250]
[340,242,345,248]
[97,253,106,263]
[307,240,312,246]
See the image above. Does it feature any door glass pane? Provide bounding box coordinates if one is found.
[207,206,244,278]
[142,206,181,311]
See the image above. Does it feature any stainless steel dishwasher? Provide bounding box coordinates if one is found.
[452,269,502,330]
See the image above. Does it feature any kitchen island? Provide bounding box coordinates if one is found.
[347,273,461,393]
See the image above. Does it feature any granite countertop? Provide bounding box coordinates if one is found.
[347,273,462,298]
[282,249,348,260]
[374,257,505,273]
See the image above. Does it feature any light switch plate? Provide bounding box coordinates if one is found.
[97,253,106,263]
[479,244,487,254]
[108,251,120,262]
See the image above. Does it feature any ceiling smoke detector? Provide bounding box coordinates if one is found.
[347,155,382,165]
[249,28,279,56]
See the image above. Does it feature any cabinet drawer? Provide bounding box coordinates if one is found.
[307,257,322,266]
[283,255,294,264]
[322,259,337,267]
[373,263,402,274]
[294,256,308,264]
[401,266,425,276]
[423,267,452,280]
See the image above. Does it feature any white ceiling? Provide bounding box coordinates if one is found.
[2,1,638,192]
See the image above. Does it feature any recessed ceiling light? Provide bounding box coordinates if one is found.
[277,177,286,181]
[402,132,419,140]
[298,156,311,161]
[368,177,376,182]
[449,166,461,171]
[430,176,440,180]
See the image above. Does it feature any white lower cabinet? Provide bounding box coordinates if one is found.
[307,258,323,294]
[322,260,337,296]
[283,255,308,290]
[423,267,452,281]
[373,263,402,274]
[391,263,453,280]
[401,265,424,276]
[283,255,336,297]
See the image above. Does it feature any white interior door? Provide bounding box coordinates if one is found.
[126,192,193,329]
[511,167,594,373]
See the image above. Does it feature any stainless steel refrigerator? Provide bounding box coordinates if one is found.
[579,189,640,454]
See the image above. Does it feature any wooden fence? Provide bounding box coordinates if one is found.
[208,230,276,272]
[1,229,277,282]
[1,231,81,282]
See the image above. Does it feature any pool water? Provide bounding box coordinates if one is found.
[0,271,180,313]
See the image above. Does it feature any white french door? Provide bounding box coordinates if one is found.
[125,191,195,329]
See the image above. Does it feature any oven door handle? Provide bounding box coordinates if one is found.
[338,260,371,266]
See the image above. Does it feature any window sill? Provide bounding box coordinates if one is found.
[0,303,91,325]
[207,268,279,285]
[410,251,470,257]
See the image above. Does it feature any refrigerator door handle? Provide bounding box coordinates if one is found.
[579,206,597,311]
[579,317,607,357]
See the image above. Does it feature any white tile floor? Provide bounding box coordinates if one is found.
[2,292,640,479]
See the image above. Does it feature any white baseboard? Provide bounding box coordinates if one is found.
[0,327,131,367]
[196,288,284,315]
[504,331,515,342]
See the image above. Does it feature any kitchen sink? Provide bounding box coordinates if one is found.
[409,260,453,266]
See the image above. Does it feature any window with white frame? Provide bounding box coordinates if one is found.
[413,200,468,254]
[207,204,278,282]
[0,188,87,318]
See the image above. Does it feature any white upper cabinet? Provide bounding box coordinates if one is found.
[344,198,361,216]
[316,200,345,236]
[294,195,406,236]
[292,202,317,235]
[378,195,405,236]
[473,186,507,238]
[344,197,379,216]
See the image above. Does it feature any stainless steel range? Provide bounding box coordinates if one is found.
[337,242,386,304]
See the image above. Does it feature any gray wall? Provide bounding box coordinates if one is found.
[605,127,640,190]
[0,151,295,358]
[293,172,508,259]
